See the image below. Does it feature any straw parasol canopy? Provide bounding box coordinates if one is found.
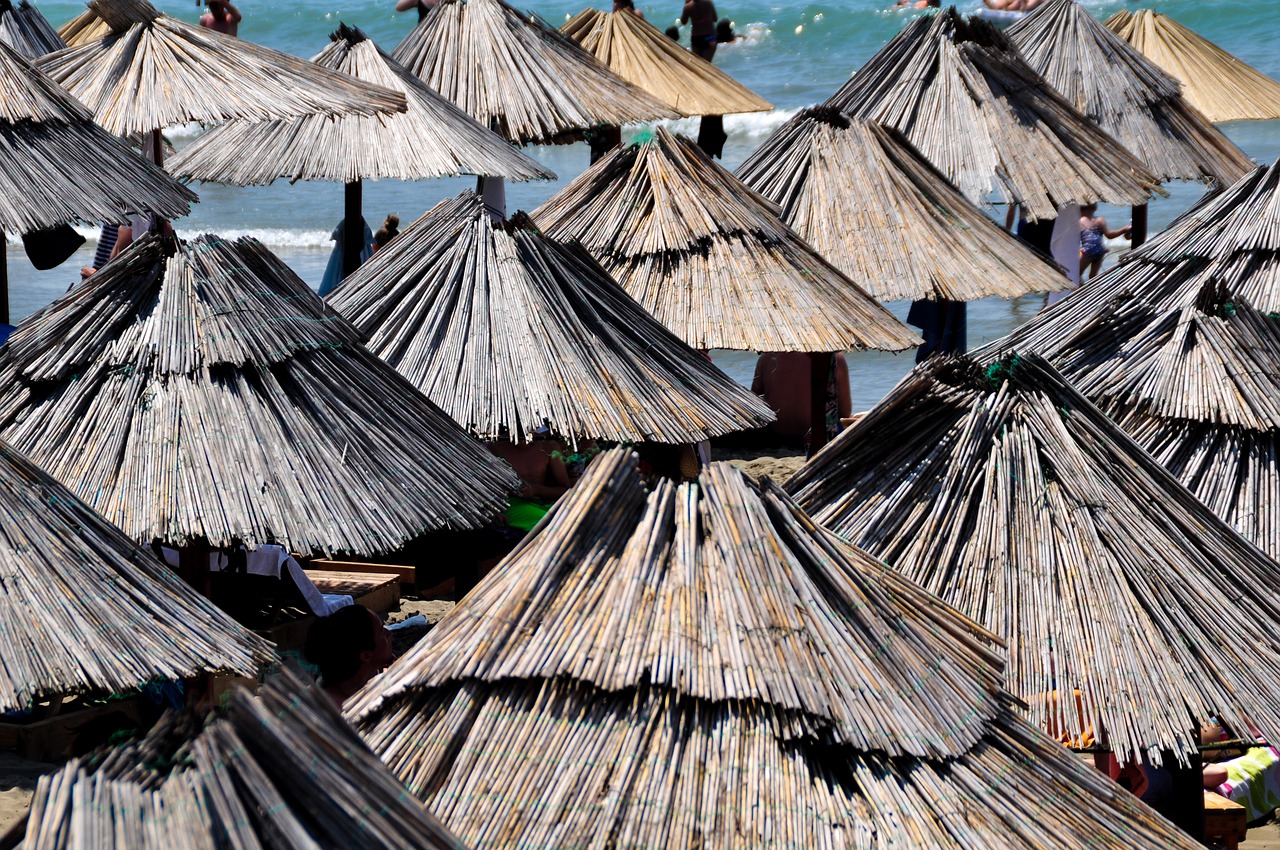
[327,192,775,445]
[35,0,407,137]
[1007,0,1252,187]
[975,161,1280,558]
[0,0,63,58]
[560,8,771,118]
[736,109,1068,302]
[19,671,468,849]
[0,234,518,555]
[820,9,1162,221]
[390,0,678,146]
[346,448,1202,850]
[532,127,919,352]
[55,5,108,47]
[167,24,554,186]
[0,39,194,235]
[1107,9,1280,124]
[787,353,1280,766]
[0,439,272,713]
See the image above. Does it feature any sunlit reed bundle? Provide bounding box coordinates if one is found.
[1107,9,1280,124]
[737,110,1066,301]
[348,448,1202,850]
[561,8,770,117]
[54,6,107,47]
[788,354,1280,766]
[35,0,407,136]
[533,126,919,351]
[0,39,192,233]
[168,25,552,187]
[391,0,676,145]
[1008,0,1251,187]
[0,0,63,59]
[0,234,517,555]
[820,9,1161,221]
[0,439,271,713]
[328,192,773,446]
[19,671,466,850]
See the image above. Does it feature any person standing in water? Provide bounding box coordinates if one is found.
[1078,202,1131,280]
[682,0,717,61]
[199,0,241,35]
[395,0,439,22]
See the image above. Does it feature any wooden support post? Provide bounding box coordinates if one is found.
[343,179,363,279]
[809,352,832,457]
[1131,203,1148,249]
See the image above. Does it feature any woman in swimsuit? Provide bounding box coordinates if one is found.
[1078,203,1132,280]
[682,0,717,61]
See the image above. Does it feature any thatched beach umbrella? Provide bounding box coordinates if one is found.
[0,39,194,323]
[328,192,774,445]
[0,0,63,58]
[35,0,406,143]
[1107,9,1280,124]
[0,234,518,556]
[562,8,770,116]
[561,7,770,156]
[977,162,1280,559]
[1007,0,1251,188]
[18,672,467,849]
[55,5,107,47]
[822,9,1161,223]
[787,353,1280,770]
[390,0,677,148]
[168,25,553,280]
[0,439,271,713]
[736,109,1068,302]
[533,127,919,451]
[346,448,1202,850]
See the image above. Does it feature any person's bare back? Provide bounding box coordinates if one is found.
[200,0,241,36]
[487,438,571,500]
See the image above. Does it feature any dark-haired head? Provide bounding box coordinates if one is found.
[304,604,383,686]
[373,214,400,251]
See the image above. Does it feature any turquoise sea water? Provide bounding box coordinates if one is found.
[10,0,1280,407]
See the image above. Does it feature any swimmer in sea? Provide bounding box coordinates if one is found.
[681,0,717,61]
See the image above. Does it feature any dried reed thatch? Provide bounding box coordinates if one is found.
[0,439,271,713]
[1007,0,1251,187]
[533,127,919,351]
[737,110,1067,302]
[976,162,1280,559]
[0,234,518,555]
[19,671,467,849]
[35,0,407,136]
[820,9,1161,221]
[1107,9,1280,124]
[55,6,107,47]
[561,8,770,118]
[328,192,774,445]
[788,353,1280,766]
[390,0,678,145]
[0,0,63,59]
[0,39,194,234]
[167,25,553,186]
[347,448,1202,850]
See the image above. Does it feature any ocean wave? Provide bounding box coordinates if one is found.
[632,106,806,143]
[13,225,339,251]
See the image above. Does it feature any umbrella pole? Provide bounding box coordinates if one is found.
[343,179,363,279]
[1130,203,1148,248]
[479,175,506,223]
[0,228,8,326]
[809,352,831,456]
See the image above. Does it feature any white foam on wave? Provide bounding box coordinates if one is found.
[10,225,337,251]
[631,105,806,143]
